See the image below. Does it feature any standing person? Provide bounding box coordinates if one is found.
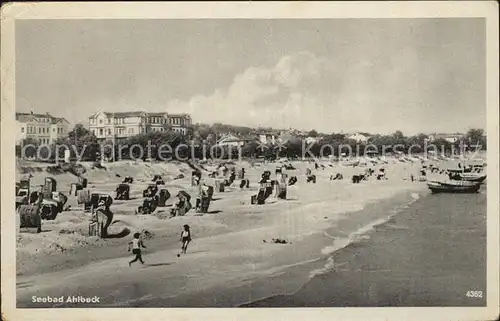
[128,232,146,266]
[178,225,192,256]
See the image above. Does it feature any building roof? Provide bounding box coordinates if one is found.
[16,112,69,124]
[16,113,37,123]
[253,131,278,136]
[148,112,168,117]
[241,135,259,141]
[217,135,258,145]
[431,133,464,139]
[217,134,243,143]
[53,117,70,124]
[103,111,146,118]
[89,111,191,119]
[168,113,191,119]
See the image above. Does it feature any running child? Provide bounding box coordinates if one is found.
[128,232,147,266]
[178,224,192,256]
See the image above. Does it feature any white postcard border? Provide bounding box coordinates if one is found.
[1,2,498,321]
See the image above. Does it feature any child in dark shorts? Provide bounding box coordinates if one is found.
[178,224,192,256]
[128,232,147,266]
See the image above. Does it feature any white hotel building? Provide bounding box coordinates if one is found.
[15,112,69,145]
[88,111,192,140]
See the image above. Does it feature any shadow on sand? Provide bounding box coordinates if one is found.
[102,228,131,239]
[141,262,174,268]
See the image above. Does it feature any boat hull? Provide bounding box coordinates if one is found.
[447,168,472,174]
[427,181,481,194]
[458,174,487,183]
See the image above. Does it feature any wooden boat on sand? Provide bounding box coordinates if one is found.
[427,180,481,194]
[447,167,473,174]
[456,173,487,183]
[447,167,487,183]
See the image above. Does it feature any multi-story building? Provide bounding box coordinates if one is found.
[89,111,145,140]
[146,112,169,133]
[15,111,69,145]
[347,132,371,143]
[168,113,192,135]
[428,133,464,144]
[254,131,278,145]
[216,134,258,148]
[88,111,192,140]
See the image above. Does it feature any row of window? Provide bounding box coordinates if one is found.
[89,118,126,125]
[146,127,186,133]
[91,126,186,136]
[21,126,64,134]
[89,116,191,126]
[149,117,166,124]
[170,118,186,125]
[92,128,137,136]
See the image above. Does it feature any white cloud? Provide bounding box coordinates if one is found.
[165,48,483,134]
[167,51,344,130]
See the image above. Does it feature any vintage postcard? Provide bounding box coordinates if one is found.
[1,1,499,321]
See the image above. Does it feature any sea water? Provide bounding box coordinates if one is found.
[243,186,487,307]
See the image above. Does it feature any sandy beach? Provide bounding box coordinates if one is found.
[16,157,441,307]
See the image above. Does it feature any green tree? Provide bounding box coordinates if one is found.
[122,131,183,160]
[241,140,259,158]
[466,128,486,150]
[57,124,100,161]
[162,122,173,132]
[20,138,40,159]
[284,136,304,158]
[405,133,429,154]
[308,129,318,137]
[392,130,406,147]
[429,138,453,155]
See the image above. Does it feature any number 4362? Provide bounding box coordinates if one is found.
[466,290,483,298]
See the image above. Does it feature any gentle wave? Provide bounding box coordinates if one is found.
[309,192,422,278]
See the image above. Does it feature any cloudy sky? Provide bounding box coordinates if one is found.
[16,18,485,134]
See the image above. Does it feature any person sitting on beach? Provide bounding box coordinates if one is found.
[178,224,192,256]
[128,232,147,266]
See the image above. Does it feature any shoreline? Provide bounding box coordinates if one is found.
[134,188,426,308]
[242,189,487,307]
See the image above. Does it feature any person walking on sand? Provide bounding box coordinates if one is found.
[128,232,147,266]
[178,224,192,256]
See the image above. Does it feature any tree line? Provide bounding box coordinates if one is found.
[17,123,487,162]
